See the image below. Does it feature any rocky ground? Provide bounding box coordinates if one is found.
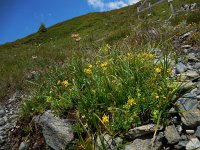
[0,28,200,149]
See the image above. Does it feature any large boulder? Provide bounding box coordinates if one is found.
[35,110,74,150]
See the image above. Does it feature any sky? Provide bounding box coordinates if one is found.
[0,0,140,44]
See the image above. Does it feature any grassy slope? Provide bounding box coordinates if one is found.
[0,0,199,101]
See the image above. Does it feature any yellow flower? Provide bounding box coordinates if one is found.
[156,96,159,99]
[127,52,133,58]
[141,52,154,60]
[100,62,108,70]
[127,98,136,106]
[62,80,69,87]
[155,67,162,73]
[102,114,109,124]
[87,64,93,69]
[57,80,61,85]
[84,68,92,75]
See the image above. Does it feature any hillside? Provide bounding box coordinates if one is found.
[0,0,200,149]
[0,0,199,101]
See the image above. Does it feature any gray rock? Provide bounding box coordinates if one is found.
[186,138,200,150]
[191,88,200,96]
[176,62,187,74]
[124,132,163,150]
[125,124,163,140]
[0,108,5,118]
[35,110,74,150]
[174,140,188,149]
[195,126,200,139]
[175,98,200,127]
[25,70,40,80]
[194,63,200,69]
[187,53,199,62]
[186,70,199,78]
[176,125,183,134]
[181,45,192,49]
[19,141,28,150]
[96,134,123,150]
[182,93,197,98]
[164,124,181,144]
[0,118,5,126]
[186,130,195,134]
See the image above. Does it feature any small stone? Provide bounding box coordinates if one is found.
[194,63,200,69]
[125,124,162,140]
[0,118,6,126]
[175,98,200,127]
[186,70,199,78]
[96,134,123,150]
[187,53,198,62]
[164,124,181,144]
[19,141,28,150]
[197,95,200,100]
[186,130,195,134]
[186,138,200,150]
[176,62,187,74]
[176,125,183,134]
[124,133,163,150]
[174,141,188,149]
[0,108,5,118]
[182,93,197,98]
[181,45,192,49]
[191,88,200,95]
[181,135,188,141]
[172,116,179,124]
[195,126,200,139]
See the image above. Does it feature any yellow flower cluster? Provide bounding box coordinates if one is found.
[155,67,162,73]
[57,80,69,87]
[100,62,108,70]
[127,97,136,106]
[102,114,109,124]
[141,52,154,60]
[84,64,93,75]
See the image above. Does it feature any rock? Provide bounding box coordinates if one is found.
[35,110,74,150]
[186,130,195,134]
[194,63,200,69]
[186,138,200,150]
[181,45,192,49]
[175,97,200,127]
[176,81,196,92]
[164,124,181,144]
[186,70,199,78]
[174,141,188,149]
[0,118,5,126]
[0,108,5,118]
[187,53,199,62]
[124,132,163,150]
[19,141,28,150]
[96,134,123,150]
[176,62,187,74]
[25,70,40,80]
[172,116,179,124]
[195,126,200,139]
[182,93,197,98]
[176,125,183,134]
[125,124,163,140]
[191,88,200,96]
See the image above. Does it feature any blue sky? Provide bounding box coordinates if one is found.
[0,0,139,44]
